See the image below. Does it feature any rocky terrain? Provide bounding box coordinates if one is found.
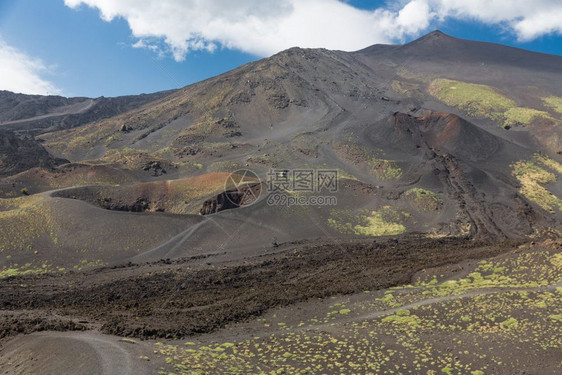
[0,89,173,134]
[0,31,561,374]
[0,130,68,177]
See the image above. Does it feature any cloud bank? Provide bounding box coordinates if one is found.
[0,38,60,95]
[64,0,562,62]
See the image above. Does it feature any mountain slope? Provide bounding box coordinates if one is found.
[1,32,562,369]
[38,31,562,163]
[0,30,561,271]
[0,130,68,177]
[358,30,562,72]
[0,89,174,134]
[355,31,562,153]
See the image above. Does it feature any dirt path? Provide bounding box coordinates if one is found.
[314,280,562,330]
[0,99,96,126]
[0,331,156,375]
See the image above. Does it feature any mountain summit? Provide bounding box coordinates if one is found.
[366,29,562,71]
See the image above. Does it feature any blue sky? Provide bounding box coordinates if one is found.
[1,0,562,98]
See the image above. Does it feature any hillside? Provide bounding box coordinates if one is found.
[0,29,559,270]
[0,89,173,134]
[0,130,68,177]
[0,31,561,374]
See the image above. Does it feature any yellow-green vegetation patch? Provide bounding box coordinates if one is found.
[333,141,402,181]
[0,261,65,278]
[498,317,519,330]
[503,107,552,127]
[543,96,562,114]
[73,258,106,271]
[50,71,246,152]
[328,207,407,236]
[40,76,239,158]
[326,303,352,318]
[429,79,553,128]
[405,188,443,212]
[39,115,119,159]
[409,247,562,297]
[0,196,60,252]
[551,252,562,268]
[534,153,562,174]
[148,243,562,374]
[377,290,401,308]
[429,79,514,119]
[0,195,43,212]
[0,264,45,278]
[511,154,562,213]
[369,158,402,181]
[382,309,421,328]
[91,147,172,170]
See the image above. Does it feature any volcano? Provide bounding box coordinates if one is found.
[1,31,561,374]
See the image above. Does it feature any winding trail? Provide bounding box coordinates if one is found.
[77,334,133,375]
[130,217,209,262]
[0,99,96,126]
[0,331,155,375]
[312,280,562,331]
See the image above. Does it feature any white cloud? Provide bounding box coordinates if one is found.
[64,0,562,61]
[63,0,411,60]
[0,38,60,95]
[428,0,562,41]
